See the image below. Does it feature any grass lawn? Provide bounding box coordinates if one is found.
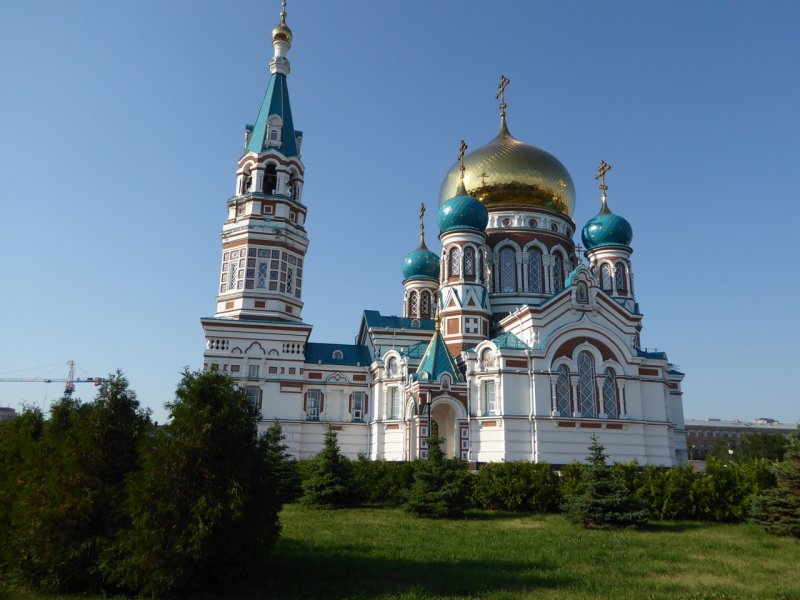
[261,504,800,600]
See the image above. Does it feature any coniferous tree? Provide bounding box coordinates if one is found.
[105,370,285,597]
[751,429,800,537]
[302,427,358,508]
[405,435,470,519]
[265,419,302,504]
[5,373,152,592]
[562,435,648,528]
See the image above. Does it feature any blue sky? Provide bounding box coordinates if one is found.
[1,1,798,425]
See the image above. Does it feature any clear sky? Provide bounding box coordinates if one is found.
[1,1,798,425]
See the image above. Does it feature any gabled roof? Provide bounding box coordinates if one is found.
[362,310,435,331]
[305,343,371,367]
[491,331,528,350]
[401,341,429,359]
[246,72,298,157]
[414,329,462,383]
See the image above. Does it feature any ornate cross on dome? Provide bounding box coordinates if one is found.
[419,202,426,245]
[496,75,510,116]
[458,139,468,177]
[595,160,611,202]
[479,171,489,185]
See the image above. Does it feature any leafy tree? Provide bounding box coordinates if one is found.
[264,420,302,504]
[353,456,416,506]
[405,436,471,519]
[105,370,284,597]
[562,435,648,528]
[473,461,560,513]
[302,428,358,508]
[4,373,152,592]
[751,430,800,537]
[738,432,789,462]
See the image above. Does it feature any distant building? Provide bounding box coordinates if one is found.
[686,418,797,459]
[0,407,17,423]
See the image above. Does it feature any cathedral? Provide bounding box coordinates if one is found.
[201,6,687,467]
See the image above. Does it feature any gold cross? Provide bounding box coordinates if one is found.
[496,75,510,116]
[419,202,426,242]
[458,139,468,176]
[595,160,611,195]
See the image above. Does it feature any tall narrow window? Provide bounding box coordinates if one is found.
[600,263,612,291]
[483,380,497,415]
[306,390,321,420]
[420,291,431,318]
[450,247,461,277]
[246,386,259,409]
[603,368,618,419]
[464,246,475,277]
[409,291,418,316]
[256,262,268,288]
[552,255,564,293]
[500,247,515,292]
[352,391,365,421]
[264,164,278,194]
[614,262,628,295]
[387,358,398,377]
[478,250,484,284]
[528,249,542,293]
[227,261,238,292]
[556,365,571,416]
[388,387,400,418]
[576,281,589,304]
[481,349,494,369]
[577,351,597,418]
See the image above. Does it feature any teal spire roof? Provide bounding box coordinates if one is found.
[246,73,299,157]
[415,322,462,383]
[438,183,488,235]
[402,244,440,282]
[581,199,633,250]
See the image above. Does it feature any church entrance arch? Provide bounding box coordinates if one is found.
[429,395,465,458]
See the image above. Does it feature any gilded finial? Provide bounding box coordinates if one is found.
[281,0,287,24]
[496,75,510,117]
[418,202,427,248]
[595,160,611,211]
[434,310,441,333]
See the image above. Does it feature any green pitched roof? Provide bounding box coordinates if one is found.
[491,331,528,350]
[246,72,299,157]
[414,329,462,383]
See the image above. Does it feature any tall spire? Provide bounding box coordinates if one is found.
[495,74,511,136]
[595,160,612,214]
[418,202,428,249]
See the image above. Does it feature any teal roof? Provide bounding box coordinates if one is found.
[246,72,298,157]
[564,266,581,288]
[414,329,462,383]
[401,243,440,282]
[491,331,528,350]
[438,193,488,234]
[305,343,371,366]
[581,202,633,250]
[401,341,429,359]
[363,310,435,331]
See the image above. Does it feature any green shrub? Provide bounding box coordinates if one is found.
[473,461,560,513]
[353,457,415,506]
[751,430,800,537]
[558,462,586,499]
[302,428,358,508]
[405,436,471,519]
[636,464,699,520]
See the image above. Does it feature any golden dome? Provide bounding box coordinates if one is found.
[438,118,576,217]
[272,7,292,46]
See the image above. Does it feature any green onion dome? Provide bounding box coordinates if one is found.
[402,244,440,282]
[581,202,633,250]
[438,189,489,235]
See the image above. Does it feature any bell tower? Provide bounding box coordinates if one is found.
[213,1,307,323]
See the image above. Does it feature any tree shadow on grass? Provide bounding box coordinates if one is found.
[253,538,570,599]
[639,521,711,534]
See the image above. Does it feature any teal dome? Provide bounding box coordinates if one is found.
[402,245,440,282]
[438,192,488,234]
[582,204,633,250]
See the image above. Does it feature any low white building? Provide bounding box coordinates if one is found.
[201,6,687,467]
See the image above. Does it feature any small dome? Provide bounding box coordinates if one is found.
[272,22,293,45]
[582,204,633,250]
[402,246,440,282]
[438,191,489,234]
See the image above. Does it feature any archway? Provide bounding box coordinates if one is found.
[430,400,458,458]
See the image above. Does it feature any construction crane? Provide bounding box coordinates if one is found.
[0,360,105,399]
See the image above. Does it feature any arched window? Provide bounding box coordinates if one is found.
[527,249,542,293]
[556,365,571,416]
[263,164,278,194]
[464,246,475,277]
[552,255,564,293]
[332,350,343,360]
[576,281,589,304]
[614,262,628,295]
[269,130,278,141]
[602,368,618,418]
[408,291,418,317]
[449,247,461,277]
[500,247,515,292]
[600,263,612,291]
[577,351,596,418]
[420,290,431,318]
[481,348,494,369]
[242,172,253,195]
[387,358,398,377]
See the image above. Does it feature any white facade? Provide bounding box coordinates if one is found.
[201,9,687,467]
